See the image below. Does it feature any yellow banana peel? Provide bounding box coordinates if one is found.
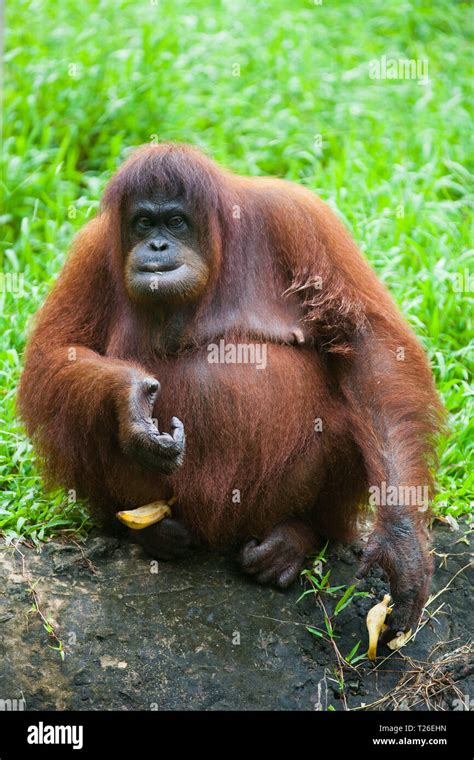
[116,497,175,530]
[366,594,392,661]
[387,629,413,650]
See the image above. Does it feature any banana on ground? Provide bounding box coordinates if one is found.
[366,593,413,660]
[116,497,176,530]
[366,594,392,661]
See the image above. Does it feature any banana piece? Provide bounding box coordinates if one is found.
[366,594,392,661]
[116,497,175,530]
[387,629,412,650]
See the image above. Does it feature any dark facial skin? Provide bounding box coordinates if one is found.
[123,196,210,306]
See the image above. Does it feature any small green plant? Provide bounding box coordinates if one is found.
[299,543,369,709]
[27,580,65,660]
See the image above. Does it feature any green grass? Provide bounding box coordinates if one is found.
[1,0,473,543]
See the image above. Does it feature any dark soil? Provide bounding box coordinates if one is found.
[0,522,472,711]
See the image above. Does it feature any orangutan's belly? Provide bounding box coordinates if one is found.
[142,343,336,545]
